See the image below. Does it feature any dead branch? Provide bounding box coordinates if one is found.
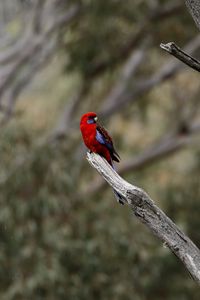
[160,1,200,73]
[87,152,200,283]
[160,42,200,72]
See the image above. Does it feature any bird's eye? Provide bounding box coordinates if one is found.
[87,116,97,124]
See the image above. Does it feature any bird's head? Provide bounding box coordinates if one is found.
[80,112,98,125]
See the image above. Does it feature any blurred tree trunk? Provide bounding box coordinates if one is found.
[185,0,200,30]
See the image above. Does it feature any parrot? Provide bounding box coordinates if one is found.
[80,112,124,204]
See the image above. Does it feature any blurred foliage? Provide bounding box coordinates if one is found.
[0,0,200,299]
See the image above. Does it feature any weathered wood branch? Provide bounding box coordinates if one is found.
[160,1,200,72]
[87,152,200,283]
[160,42,200,72]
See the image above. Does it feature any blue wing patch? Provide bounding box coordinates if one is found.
[96,129,106,145]
[96,126,120,163]
[96,129,113,151]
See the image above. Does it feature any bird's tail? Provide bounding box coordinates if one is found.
[110,159,125,205]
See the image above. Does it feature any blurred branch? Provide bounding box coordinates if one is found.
[32,0,47,34]
[0,3,80,66]
[87,152,200,283]
[50,83,90,140]
[185,0,200,30]
[160,41,200,72]
[0,0,47,65]
[85,121,200,195]
[0,6,78,96]
[119,122,200,175]
[0,39,57,124]
[100,42,148,113]
[0,3,80,120]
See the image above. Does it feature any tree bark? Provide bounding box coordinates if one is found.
[160,42,200,72]
[87,152,200,283]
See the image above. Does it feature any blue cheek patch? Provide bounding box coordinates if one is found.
[87,119,95,124]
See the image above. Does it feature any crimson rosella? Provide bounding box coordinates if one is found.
[80,112,124,204]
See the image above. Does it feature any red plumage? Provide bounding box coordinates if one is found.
[80,112,124,204]
[80,112,120,165]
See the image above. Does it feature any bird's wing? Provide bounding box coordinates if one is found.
[96,124,120,162]
[96,124,113,149]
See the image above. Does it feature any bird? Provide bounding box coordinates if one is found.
[80,112,124,204]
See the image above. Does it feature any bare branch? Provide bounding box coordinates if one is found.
[50,83,90,140]
[87,152,200,283]
[160,42,200,72]
[100,42,148,112]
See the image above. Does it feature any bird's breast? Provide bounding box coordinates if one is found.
[80,124,97,148]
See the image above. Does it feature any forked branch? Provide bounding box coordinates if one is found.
[87,152,200,283]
